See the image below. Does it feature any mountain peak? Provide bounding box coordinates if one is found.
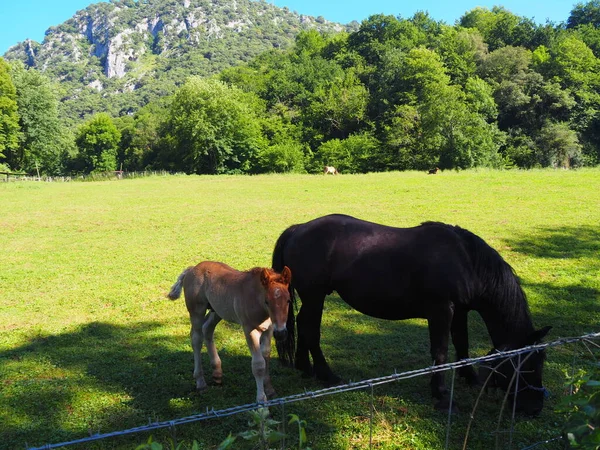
[3,0,351,123]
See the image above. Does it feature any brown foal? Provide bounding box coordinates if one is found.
[168,261,292,403]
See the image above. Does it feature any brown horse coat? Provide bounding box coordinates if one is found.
[168,261,292,403]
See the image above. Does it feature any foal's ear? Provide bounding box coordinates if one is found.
[260,268,271,287]
[281,266,292,285]
[526,326,552,345]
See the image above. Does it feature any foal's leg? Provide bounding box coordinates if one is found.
[427,304,455,411]
[451,307,478,386]
[296,290,340,385]
[189,307,209,391]
[260,325,276,398]
[203,311,223,385]
[245,328,268,403]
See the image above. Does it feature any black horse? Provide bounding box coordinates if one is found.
[272,214,551,415]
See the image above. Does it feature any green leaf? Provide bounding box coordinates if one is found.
[300,427,308,446]
[266,431,287,443]
[217,433,237,450]
[238,430,259,441]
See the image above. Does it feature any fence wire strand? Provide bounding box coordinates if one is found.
[27,332,600,450]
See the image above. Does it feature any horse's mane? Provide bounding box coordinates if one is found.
[450,225,534,337]
[272,223,300,366]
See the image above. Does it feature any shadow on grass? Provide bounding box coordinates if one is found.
[505,225,600,262]
[502,225,600,336]
[0,320,314,449]
[0,310,456,450]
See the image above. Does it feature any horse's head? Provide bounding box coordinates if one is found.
[260,266,292,342]
[479,326,552,416]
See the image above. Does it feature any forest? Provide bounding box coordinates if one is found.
[1,1,600,175]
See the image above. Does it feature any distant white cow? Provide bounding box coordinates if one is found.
[324,166,339,175]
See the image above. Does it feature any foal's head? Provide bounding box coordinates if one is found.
[260,266,292,341]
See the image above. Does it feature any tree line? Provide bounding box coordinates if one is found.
[1,2,600,175]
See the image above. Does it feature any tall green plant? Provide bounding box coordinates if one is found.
[74,113,121,174]
[0,58,20,169]
[558,362,600,449]
[218,410,311,450]
[161,77,267,175]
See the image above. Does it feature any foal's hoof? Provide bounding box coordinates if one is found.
[212,376,223,386]
[434,399,459,414]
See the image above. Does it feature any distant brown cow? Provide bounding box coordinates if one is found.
[324,166,339,175]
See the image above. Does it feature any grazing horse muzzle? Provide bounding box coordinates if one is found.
[478,346,549,416]
[273,328,288,342]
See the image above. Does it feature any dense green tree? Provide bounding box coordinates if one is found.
[160,77,266,174]
[484,50,574,128]
[568,1,600,28]
[348,14,428,65]
[74,113,121,173]
[546,35,600,90]
[116,103,164,171]
[464,76,498,120]
[10,62,67,175]
[0,58,20,170]
[379,47,505,170]
[313,131,379,173]
[573,23,600,56]
[419,81,504,169]
[544,35,600,162]
[435,27,488,85]
[459,7,537,51]
[303,69,368,142]
[254,142,306,173]
[535,121,583,167]
[379,104,421,170]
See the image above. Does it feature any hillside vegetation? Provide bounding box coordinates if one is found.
[1,1,600,175]
[3,0,348,124]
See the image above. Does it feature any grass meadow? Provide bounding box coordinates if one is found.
[1,169,599,449]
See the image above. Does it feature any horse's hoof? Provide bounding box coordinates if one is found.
[212,377,223,386]
[316,371,342,386]
[323,376,343,387]
[465,377,482,387]
[196,384,208,393]
[434,399,459,414]
[296,363,313,377]
[459,368,481,387]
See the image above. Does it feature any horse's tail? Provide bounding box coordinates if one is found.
[167,267,192,300]
[272,224,300,367]
[452,226,532,330]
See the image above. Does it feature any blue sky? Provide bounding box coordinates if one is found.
[1,0,576,55]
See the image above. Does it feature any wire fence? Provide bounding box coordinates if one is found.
[26,331,600,450]
[1,170,182,183]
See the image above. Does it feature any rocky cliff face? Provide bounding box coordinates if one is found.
[5,0,346,80]
[3,0,352,124]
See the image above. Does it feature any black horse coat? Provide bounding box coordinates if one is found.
[272,214,550,415]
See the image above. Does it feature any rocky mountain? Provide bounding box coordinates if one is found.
[4,0,353,124]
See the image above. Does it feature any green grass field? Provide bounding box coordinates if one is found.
[1,170,599,450]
